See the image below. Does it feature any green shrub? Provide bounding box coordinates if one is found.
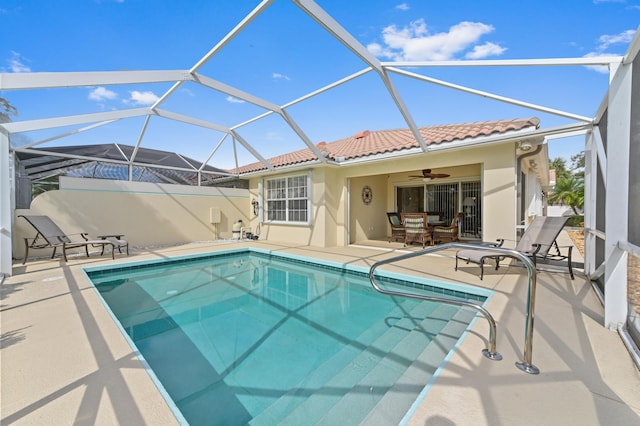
[566,215,584,227]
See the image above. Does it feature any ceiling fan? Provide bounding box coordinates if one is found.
[409,169,450,181]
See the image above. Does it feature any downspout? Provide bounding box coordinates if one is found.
[516,142,544,231]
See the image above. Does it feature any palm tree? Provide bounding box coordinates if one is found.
[548,174,583,215]
[0,97,18,123]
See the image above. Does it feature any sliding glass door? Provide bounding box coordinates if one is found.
[396,180,482,239]
[396,186,424,213]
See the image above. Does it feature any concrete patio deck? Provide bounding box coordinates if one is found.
[1,239,639,425]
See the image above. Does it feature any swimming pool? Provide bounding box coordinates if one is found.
[85,249,491,425]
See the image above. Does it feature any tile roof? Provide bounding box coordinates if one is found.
[233,117,539,175]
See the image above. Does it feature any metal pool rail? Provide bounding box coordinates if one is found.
[368,242,540,374]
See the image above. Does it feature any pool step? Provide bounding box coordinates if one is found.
[247,299,439,425]
[252,302,459,425]
[314,304,467,426]
[355,307,476,425]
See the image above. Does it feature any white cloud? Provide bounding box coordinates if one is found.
[396,3,410,11]
[89,86,118,102]
[583,29,636,73]
[367,19,503,61]
[8,51,30,72]
[272,72,291,80]
[226,96,245,104]
[596,29,636,51]
[465,42,507,59]
[127,90,159,105]
[582,52,613,74]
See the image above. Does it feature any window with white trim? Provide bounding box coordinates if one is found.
[265,174,310,223]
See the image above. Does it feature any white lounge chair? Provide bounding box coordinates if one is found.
[455,216,574,280]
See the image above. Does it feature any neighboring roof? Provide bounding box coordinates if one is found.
[234,117,540,174]
[16,143,232,185]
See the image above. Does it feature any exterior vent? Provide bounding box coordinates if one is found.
[354,130,370,139]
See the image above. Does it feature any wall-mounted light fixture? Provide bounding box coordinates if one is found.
[519,141,533,151]
[251,199,259,216]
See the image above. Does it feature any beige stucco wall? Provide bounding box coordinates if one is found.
[248,168,345,246]
[350,175,389,243]
[248,141,519,248]
[479,144,517,242]
[13,177,250,259]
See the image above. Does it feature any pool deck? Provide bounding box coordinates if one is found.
[2,238,639,425]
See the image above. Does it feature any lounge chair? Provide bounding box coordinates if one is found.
[19,215,129,264]
[433,212,464,244]
[455,216,573,280]
[401,213,433,248]
[386,212,405,242]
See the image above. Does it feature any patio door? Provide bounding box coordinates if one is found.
[425,181,482,239]
[396,180,482,239]
[460,181,482,238]
[426,182,458,222]
[396,186,424,213]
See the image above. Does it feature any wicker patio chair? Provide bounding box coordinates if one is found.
[401,213,433,248]
[433,213,464,244]
[386,212,405,242]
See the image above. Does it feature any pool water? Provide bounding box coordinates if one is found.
[87,250,487,425]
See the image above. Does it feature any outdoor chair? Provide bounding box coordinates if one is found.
[386,212,405,242]
[19,215,129,264]
[455,216,573,280]
[401,213,433,248]
[433,212,463,244]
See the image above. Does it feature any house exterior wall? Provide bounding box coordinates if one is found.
[248,170,315,245]
[12,177,250,259]
[482,144,518,242]
[249,142,519,248]
[12,142,522,257]
[349,174,389,243]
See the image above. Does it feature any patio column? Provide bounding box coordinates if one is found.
[0,131,12,276]
[604,60,632,330]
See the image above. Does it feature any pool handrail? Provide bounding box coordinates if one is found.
[368,242,540,375]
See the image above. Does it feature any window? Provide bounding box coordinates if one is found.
[265,174,310,223]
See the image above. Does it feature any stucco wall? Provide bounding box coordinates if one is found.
[13,177,250,259]
[249,171,315,245]
[248,168,344,247]
[350,175,389,243]
[246,141,518,248]
[481,144,517,242]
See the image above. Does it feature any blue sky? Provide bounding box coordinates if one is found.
[1,0,638,169]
